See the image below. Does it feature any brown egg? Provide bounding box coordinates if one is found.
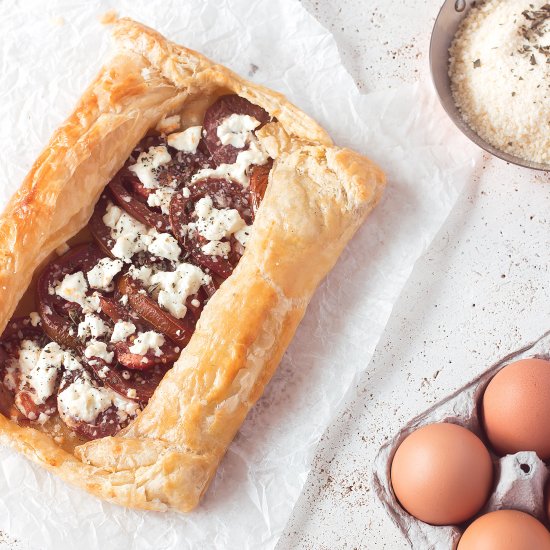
[390,423,493,525]
[458,510,550,550]
[482,358,550,459]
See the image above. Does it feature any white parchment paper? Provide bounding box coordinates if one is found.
[0,1,480,548]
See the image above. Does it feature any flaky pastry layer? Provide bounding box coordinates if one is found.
[0,18,385,511]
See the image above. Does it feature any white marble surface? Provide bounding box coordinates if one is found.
[1,1,549,549]
[276,1,550,549]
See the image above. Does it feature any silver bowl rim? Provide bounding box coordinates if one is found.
[429,0,550,173]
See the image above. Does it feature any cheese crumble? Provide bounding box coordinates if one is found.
[188,195,252,256]
[129,331,165,356]
[192,136,269,186]
[167,126,202,153]
[55,272,102,313]
[217,114,261,148]
[103,202,181,262]
[129,262,210,319]
[128,146,171,188]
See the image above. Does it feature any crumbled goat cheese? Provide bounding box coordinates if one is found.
[12,341,64,405]
[87,292,102,313]
[201,240,231,257]
[129,262,210,319]
[77,314,109,340]
[55,271,88,307]
[4,341,52,404]
[63,351,83,372]
[84,340,114,364]
[128,146,171,188]
[17,340,41,378]
[112,393,140,423]
[128,331,165,356]
[87,257,123,290]
[26,342,64,404]
[191,196,246,241]
[234,225,252,247]
[29,312,41,327]
[147,187,175,215]
[55,272,101,313]
[103,202,181,262]
[192,137,268,186]
[167,126,202,153]
[110,321,136,343]
[97,366,109,379]
[187,195,253,256]
[58,369,140,425]
[147,231,181,261]
[58,374,113,424]
[217,114,261,148]
[128,264,154,284]
[103,202,123,228]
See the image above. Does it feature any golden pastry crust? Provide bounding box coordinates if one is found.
[0,18,385,512]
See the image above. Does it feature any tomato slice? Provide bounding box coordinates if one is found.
[98,295,139,324]
[117,275,196,347]
[89,361,170,403]
[88,193,118,259]
[89,190,187,265]
[0,319,57,422]
[0,317,48,349]
[169,178,254,279]
[113,340,180,370]
[15,391,57,422]
[0,342,14,418]
[202,95,271,166]
[129,135,213,188]
[109,134,215,228]
[57,368,140,440]
[36,244,107,350]
[68,406,124,440]
[100,295,183,370]
[249,160,273,211]
[109,169,171,233]
[0,383,24,422]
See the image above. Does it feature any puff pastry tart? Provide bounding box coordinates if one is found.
[0,18,385,512]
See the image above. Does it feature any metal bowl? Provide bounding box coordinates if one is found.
[429,0,549,172]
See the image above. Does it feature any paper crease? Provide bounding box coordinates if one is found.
[0,1,479,549]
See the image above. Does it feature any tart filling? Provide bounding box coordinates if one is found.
[0,94,272,443]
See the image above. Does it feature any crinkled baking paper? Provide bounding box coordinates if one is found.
[0,1,479,548]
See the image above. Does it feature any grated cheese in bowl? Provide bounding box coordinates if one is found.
[449,0,549,165]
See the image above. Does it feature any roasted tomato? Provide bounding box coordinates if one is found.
[117,275,197,348]
[249,160,273,211]
[57,367,139,440]
[202,94,270,165]
[36,244,107,349]
[0,318,56,422]
[109,170,171,233]
[169,178,254,279]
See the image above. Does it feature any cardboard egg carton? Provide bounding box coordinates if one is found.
[373,329,550,549]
